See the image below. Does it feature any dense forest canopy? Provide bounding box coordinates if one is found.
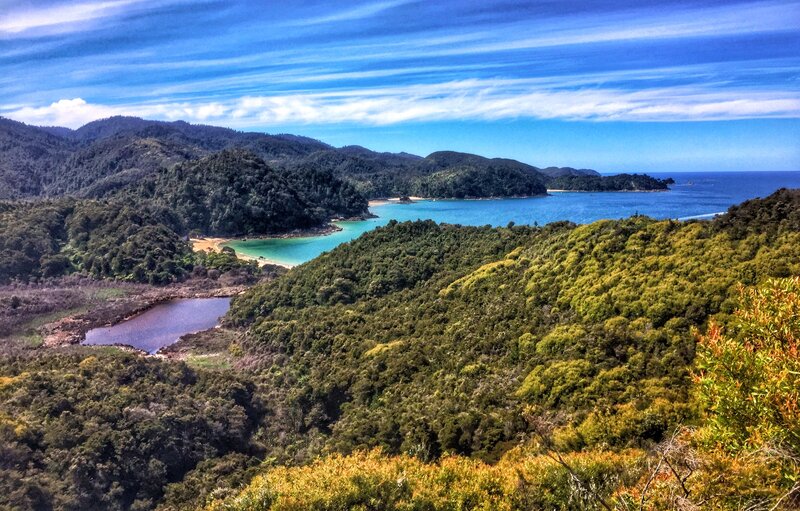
[0,198,257,285]
[227,189,800,464]
[213,273,800,511]
[1,190,798,510]
[0,349,265,511]
[117,149,367,237]
[0,116,670,204]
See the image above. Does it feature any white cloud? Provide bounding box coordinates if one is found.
[1,97,188,127]
[4,79,799,130]
[0,0,143,36]
[5,98,120,127]
[285,0,416,27]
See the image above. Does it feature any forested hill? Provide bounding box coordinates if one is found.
[0,117,73,198]
[119,149,367,236]
[1,190,797,511]
[227,189,800,465]
[0,116,332,199]
[291,148,669,198]
[0,149,367,283]
[0,116,670,201]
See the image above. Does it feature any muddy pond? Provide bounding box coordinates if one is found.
[82,297,231,353]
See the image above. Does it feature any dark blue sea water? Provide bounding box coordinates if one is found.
[227,171,800,266]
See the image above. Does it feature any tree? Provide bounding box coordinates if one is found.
[695,277,800,504]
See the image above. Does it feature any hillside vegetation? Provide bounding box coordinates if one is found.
[0,199,258,284]
[227,189,800,464]
[0,191,798,510]
[0,349,265,511]
[213,272,799,510]
[119,149,367,236]
[0,117,73,198]
[547,172,675,191]
[1,116,671,204]
[296,148,669,199]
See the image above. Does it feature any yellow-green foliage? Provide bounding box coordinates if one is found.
[441,257,518,296]
[363,340,406,358]
[0,411,32,441]
[207,448,645,511]
[625,444,790,510]
[0,371,27,389]
[626,279,800,510]
[534,325,587,356]
[225,191,800,464]
[516,359,592,406]
[522,218,800,325]
[696,277,800,466]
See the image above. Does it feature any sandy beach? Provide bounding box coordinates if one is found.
[546,189,668,193]
[191,237,295,269]
[368,196,426,206]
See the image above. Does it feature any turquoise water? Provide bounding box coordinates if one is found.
[226,171,800,267]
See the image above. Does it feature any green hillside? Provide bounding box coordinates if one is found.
[120,149,367,237]
[0,116,669,204]
[228,189,800,463]
[2,191,797,510]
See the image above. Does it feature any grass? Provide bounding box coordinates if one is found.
[185,353,232,370]
[10,305,92,347]
[90,287,131,300]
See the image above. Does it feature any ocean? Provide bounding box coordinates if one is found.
[225,171,800,266]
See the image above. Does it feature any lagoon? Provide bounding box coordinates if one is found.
[226,171,800,267]
[82,297,231,353]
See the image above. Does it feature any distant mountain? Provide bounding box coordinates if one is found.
[339,145,422,161]
[37,126,75,138]
[412,151,547,198]
[0,116,336,200]
[69,116,331,157]
[538,166,601,178]
[0,117,73,198]
[296,148,667,198]
[0,115,671,213]
[48,135,203,197]
[118,149,367,236]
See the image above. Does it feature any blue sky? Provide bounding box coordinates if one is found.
[1,0,799,171]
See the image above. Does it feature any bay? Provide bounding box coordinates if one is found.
[225,171,800,267]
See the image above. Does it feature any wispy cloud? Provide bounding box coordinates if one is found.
[284,0,416,26]
[457,1,800,53]
[1,0,798,138]
[0,0,142,36]
[5,77,798,129]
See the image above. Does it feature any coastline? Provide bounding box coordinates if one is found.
[195,190,670,268]
[192,237,296,269]
[547,188,669,193]
[368,196,426,206]
[190,226,352,269]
